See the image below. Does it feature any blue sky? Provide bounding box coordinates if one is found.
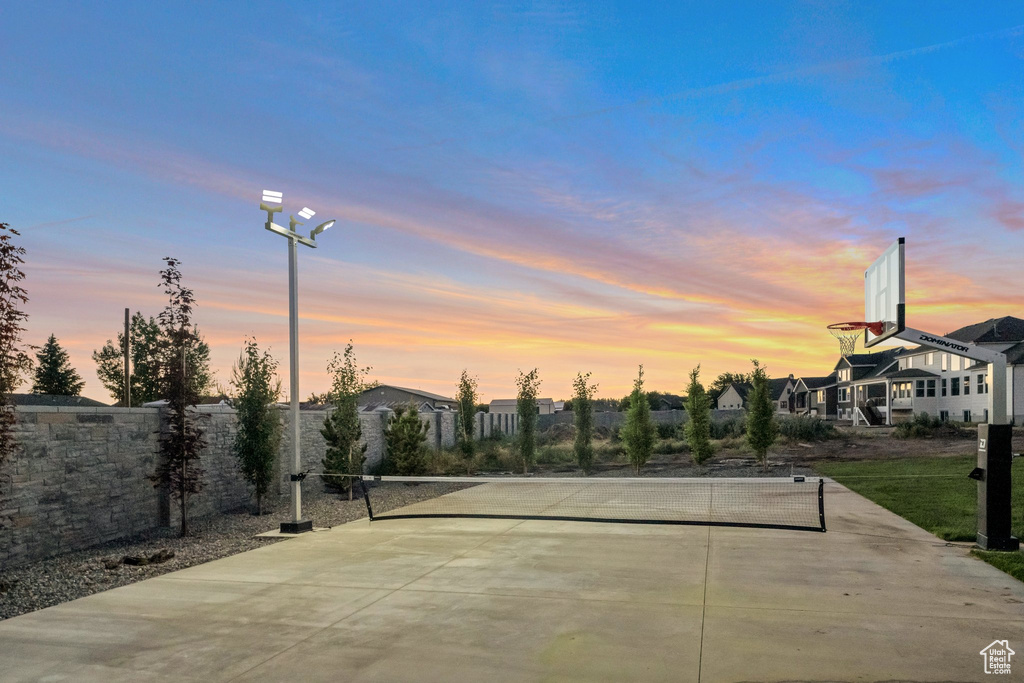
[2,2,1023,402]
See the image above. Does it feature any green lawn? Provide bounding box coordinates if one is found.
[815,455,1024,542]
[816,455,1024,582]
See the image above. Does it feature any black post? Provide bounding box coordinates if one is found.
[818,478,826,532]
[976,424,1018,550]
[359,478,375,521]
[123,308,131,408]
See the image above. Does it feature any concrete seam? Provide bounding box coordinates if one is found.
[697,525,711,683]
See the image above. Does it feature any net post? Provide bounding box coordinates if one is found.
[358,477,375,521]
[818,478,826,532]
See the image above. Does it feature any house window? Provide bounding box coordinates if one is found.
[941,378,947,396]
[838,388,849,402]
[926,380,936,397]
[963,410,971,423]
[915,380,925,398]
[939,410,949,422]
[926,352,934,365]
[963,376,970,395]
[908,356,914,369]
[977,374,985,394]
[952,355,961,371]
[941,353,948,371]
[951,377,960,396]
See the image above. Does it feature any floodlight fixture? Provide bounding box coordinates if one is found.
[311,219,335,238]
[298,207,316,220]
[262,190,283,204]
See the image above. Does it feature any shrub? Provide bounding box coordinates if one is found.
[893,412,969,439]
[621,366,656,474]
[778,416,837,441]
[656,422,678,439]
[710,416,746,439]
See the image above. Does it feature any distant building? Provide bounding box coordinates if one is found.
[792,374,838,419]
[489,398,555,415]
[716,383,750,410]
[358,385,458,412]
[715,376,795,413]
[10,394,108,408]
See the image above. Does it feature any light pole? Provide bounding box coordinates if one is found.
[260,190,335,534]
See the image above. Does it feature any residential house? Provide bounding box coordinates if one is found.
[716,382,750,410]
[841,316,1024,425]
[490,398,556,415]
[792,373,837,419]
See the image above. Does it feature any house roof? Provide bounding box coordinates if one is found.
[796,374,836,391]
[945,316,1024,344]
[884,368,940,379]
[360,384,455,403]
[1003,341,1024,365]
[834,348,903,371]
[489,398,554,406]
[768,377,794,400]
[11,393,108,407]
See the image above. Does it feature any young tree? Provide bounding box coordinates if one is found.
[684,365,714,466]
[515,368,541,474]
[621,365,655,474]
[32,334,84,396]
[572,372,598,474]
[0,224,32,474]
[454,370,478,471]
[320,342,374,497]
[231,338,282,515]
[150,258,207,537]
[384,404,429,475]
[93,312,212,404]
[746,359,778,472]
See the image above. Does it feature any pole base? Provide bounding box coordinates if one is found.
[280,519,313,534]
[977,533,1020,551]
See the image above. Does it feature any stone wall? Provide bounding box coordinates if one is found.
[0,405,459,568]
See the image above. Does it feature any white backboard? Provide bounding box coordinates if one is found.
[864,237,905,347]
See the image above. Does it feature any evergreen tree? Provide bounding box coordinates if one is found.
[320,342,374,497]
[231,338,281,515]
[746,359,779,472]
[150,258,206,537]
[32,334,83,396]
[93,312,212,404]
[454,370,478,471]
[0,223,32,475]
[621,365,655,474]
[384,404,429,475]
[515,368,541,474]
[572,372,598,473]
[684,365,714,466]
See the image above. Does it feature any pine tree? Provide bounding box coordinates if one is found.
[684,365,714,466]
[32,334,84,396]
[746,359,779,472]
[621,365,655,474]
[150,258,206,537]
[384,405,429,475]
[231,338,281,515]
[0,223,32,475]
[515,368,541,474]
[320,342,374,496]
[572,372,598,473]
[455,370,478,471]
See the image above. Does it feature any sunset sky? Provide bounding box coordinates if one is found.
[2,3,1023,404]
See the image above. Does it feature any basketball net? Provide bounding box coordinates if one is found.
[827,322,884,357]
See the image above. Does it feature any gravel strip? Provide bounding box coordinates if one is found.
[0,482,466,621]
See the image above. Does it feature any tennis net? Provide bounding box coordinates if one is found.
[357,476,826,532]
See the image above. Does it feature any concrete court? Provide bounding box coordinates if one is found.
[1,482,1022,682]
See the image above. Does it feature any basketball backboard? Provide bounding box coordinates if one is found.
[863,237,905,347]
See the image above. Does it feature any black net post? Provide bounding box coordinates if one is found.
[818,478,826,532]
[358,478,375,521]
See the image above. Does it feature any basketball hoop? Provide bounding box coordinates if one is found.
[827,322,885,357]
